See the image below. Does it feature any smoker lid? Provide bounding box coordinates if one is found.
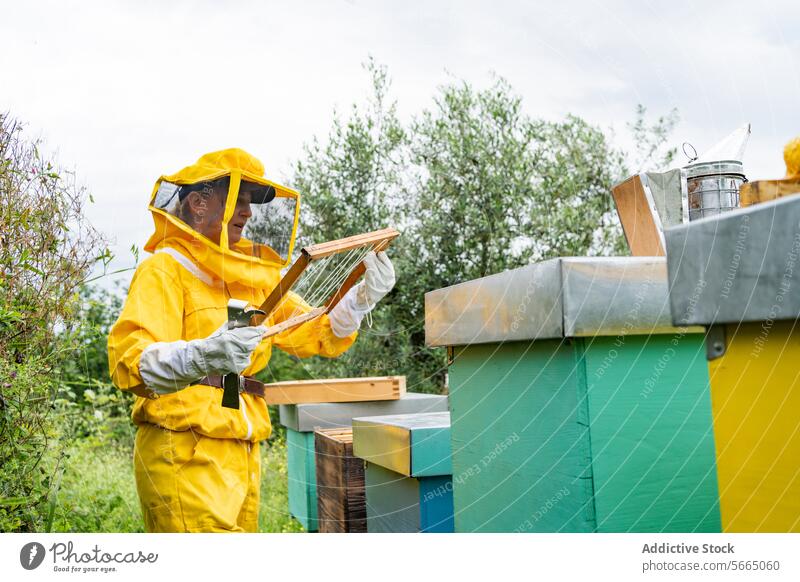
[684,159,745,179]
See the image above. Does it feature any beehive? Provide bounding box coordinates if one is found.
[281,392,449,531]
[353,412,454,533]
[426,257,721,532]
[314,428,366,533]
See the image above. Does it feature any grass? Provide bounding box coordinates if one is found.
[49,437,143,533]
[259,438,305,533]
[50,432,305,533]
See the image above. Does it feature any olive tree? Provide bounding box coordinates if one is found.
[279,63,675,393]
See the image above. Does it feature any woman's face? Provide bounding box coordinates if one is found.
[187,187,252,245]
[227,190,253,245]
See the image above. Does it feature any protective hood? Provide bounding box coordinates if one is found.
[144,148,300,287]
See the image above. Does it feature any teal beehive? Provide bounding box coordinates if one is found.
[425,257,721,533]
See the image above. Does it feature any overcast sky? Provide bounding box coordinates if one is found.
[2,0,798,285]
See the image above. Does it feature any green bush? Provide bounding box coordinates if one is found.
[0,114,107,531]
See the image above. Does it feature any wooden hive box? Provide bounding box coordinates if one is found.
[738,176,800,207]
[314,428,366,533]
[281,375,404,532]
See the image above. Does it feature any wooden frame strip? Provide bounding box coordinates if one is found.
[255,251,311,319]
[261,375,406,405]
[304,227,399,260]
[256,306,327,339]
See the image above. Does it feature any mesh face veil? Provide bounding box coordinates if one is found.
[149,159,300,268]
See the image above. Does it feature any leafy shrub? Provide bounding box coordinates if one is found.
[0,114,107,531]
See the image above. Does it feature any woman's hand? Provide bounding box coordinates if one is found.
[328,251,396,338]
[355,251,396,309]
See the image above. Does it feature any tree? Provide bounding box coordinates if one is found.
[627,104,680,173]
[395,79,629,389]
[267,60,415,389]
[292,57,407,246]
[280,63,679,394]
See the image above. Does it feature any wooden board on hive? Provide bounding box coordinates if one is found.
[315,428,367,533]
[739,177,800,207]
[262,376,406,406]
[611,174,665,256]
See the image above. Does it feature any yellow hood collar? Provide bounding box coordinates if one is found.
[144,148,298,289]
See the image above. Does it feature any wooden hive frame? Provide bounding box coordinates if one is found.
[252,227,399,337]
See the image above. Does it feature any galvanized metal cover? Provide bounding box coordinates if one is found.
[279,392,448,433]
[424,258,563,347]
[353,411,451,430]
[425,257,691,347]
[560,258,683,337]
[666,194,800,325]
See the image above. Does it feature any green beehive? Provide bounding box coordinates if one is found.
[425,257,721,533]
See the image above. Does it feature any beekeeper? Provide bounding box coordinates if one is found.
[108,148,394,532]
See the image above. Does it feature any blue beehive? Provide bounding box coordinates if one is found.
[353,412,454,533]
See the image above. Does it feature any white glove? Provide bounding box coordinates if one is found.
[139,323,266,395]
[328,251,395,338]
[356,251,395,309]
[328,286,372,338]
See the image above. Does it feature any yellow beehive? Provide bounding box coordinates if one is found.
[707,322,800,532]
